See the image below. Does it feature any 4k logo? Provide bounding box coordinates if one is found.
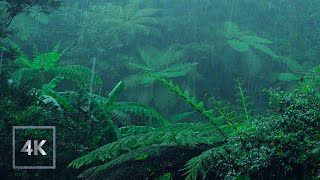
[20,140,47,156]
[12,126,56,169]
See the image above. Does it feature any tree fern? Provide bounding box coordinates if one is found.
[225,22,275,57]
[125,46,197,88]
[277,56,304,74]
[225,21,304,79]
[78,0,164,50]
[69,73,254,179]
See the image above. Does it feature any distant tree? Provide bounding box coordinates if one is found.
[0,0,61,38]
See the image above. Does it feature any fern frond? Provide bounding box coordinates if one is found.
[119,125,155,137]
[124,74,154,88]
[224,21,241,38]
[277,73,299,81]
[113,102,170,127]
[33,52,62,71]
[224,22,277,58]
[204,91,238,130]
[68,123,226,169]
[235,76,252,122]
[28,7,49,24]
[278,56,304,74]
[158,62,198,78]
[145,72,228,139]
[182,146,229,180]
[54,65,102,86]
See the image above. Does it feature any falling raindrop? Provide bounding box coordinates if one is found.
[87,56,96,111]
[0,51,3,74]
[227,0,235,34]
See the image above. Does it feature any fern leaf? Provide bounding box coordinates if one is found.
[113,102,170,127]
[68,123,226,169]
[54,65,102,86]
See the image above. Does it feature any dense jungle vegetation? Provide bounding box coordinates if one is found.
[0,0,320,179]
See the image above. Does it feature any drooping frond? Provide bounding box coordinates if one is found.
[277,73,299,81]
[182,146,230,180]
[68,123,227,169]
[224,21,276,57]
[277,56,304,74]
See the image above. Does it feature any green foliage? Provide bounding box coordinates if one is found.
[183,67,320,179]
[69,72,257,179]
[37,75,73,111]
[78,0,163,50]
[11,45,102,88]
[0,0,61,38]
[59,81,169,129]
